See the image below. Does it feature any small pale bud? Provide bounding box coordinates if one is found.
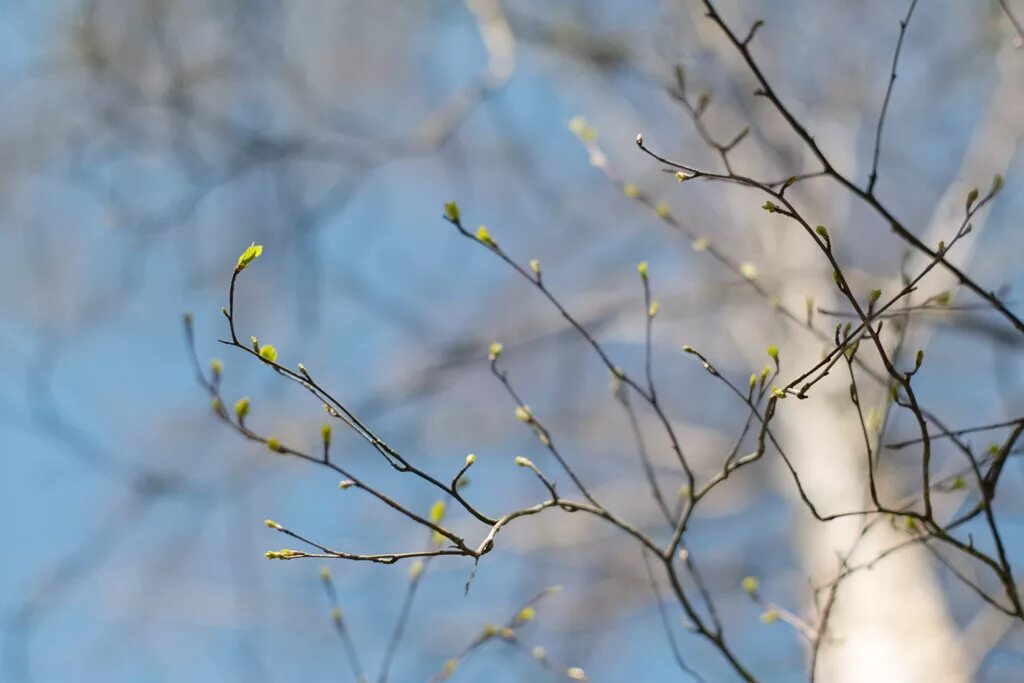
[654,203,670,219]
[866,408,882,432]
[516,606,536,623]
[488,342,504,361]
[210,359,223,376]
[429,500,446,524]
[331,607,343,623]
[319,566,332,581]
[691,236,709,252]
[321,423,332,445]
[259,344,278,363]
[465,453,477,466]
[339,480,355,490]
[264,519,282,530]
[567,667,587,680]
[760,609,779,624]
[623,183,640,199]
[530,259,541,275]
[234,397,250,419]
[637,261,648,280]
[766,345,779,362]
[266,437,285,453]
[739,262,757,280]
[635,132,644,145]
[514,455,534,468]
[515,405,533,422]
[742,576,758,593]
[648,301,660,318]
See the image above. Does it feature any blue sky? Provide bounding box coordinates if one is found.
[2,2,1024,681]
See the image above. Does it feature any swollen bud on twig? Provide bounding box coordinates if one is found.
[530,259,541,277]
[488,342,503,361]
[696,92,711,116]
[965,188,979,211]
[623,183,640,199]
[637,261,648,280]
[514,455,534,468]
[235,397,250,420]
[264,519,282,530]
[766,345,779,364]
[321,423,332,446]
[210,359,223,378]
[444,201,461,223]
[266,437,285,453]
[475,225,496,248]
[515,606,536,623]
[258,344,278,363]
[236,242,263,272]
[742,576,759,594]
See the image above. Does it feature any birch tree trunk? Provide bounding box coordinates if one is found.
[762,37,1022,683]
